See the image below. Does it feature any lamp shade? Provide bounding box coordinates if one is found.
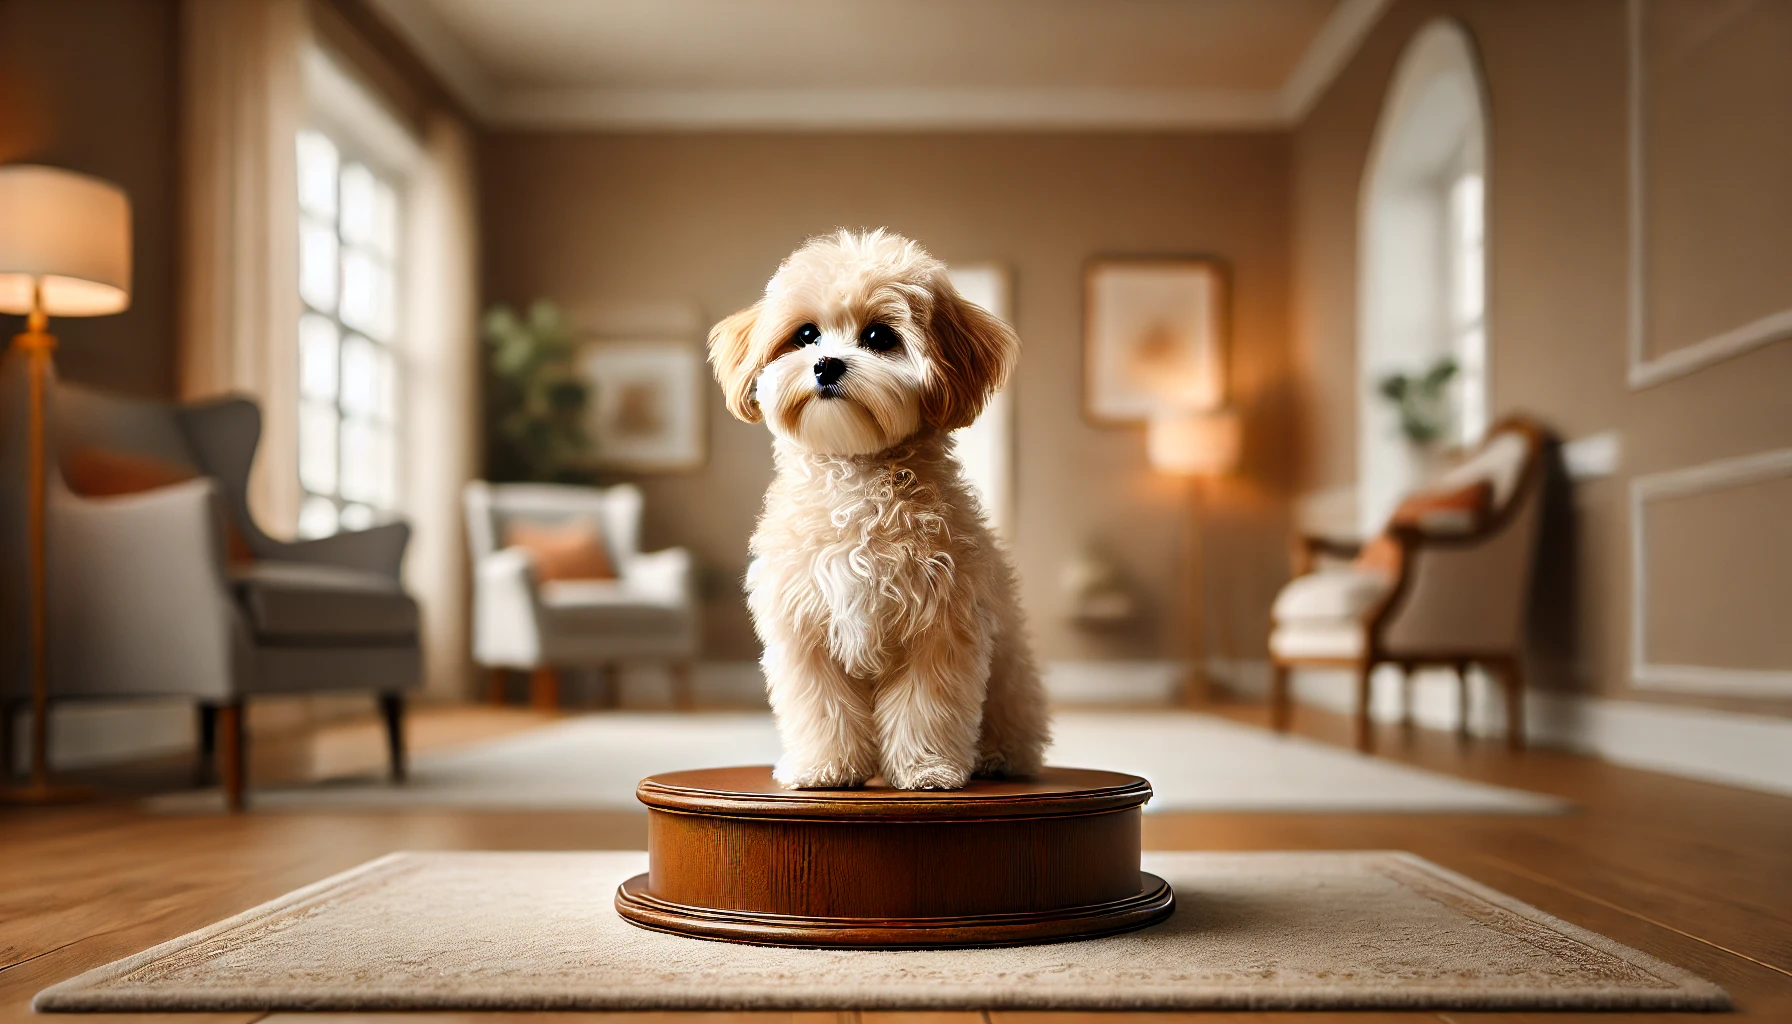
[0,165,132,317]
[1148,407,1242,476]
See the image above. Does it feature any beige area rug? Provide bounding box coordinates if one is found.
[36,851,1722,1013]
[147,711,1567,814]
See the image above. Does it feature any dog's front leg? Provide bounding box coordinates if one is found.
[762,637,878,789]
[874,619,992,791]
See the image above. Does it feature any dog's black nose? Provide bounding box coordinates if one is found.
[813,356,846,387]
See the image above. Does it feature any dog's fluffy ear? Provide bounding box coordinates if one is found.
[921,278,1018,431]
[708,302,764,422]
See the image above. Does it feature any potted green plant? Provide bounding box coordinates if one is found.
[482,300,592,482]
[1376,356,1459,447]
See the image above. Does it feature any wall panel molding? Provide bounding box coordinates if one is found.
[1629,447,1792,696]
[1626,0,1792,389]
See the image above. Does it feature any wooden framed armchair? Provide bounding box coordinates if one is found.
[1268,417,1548,752]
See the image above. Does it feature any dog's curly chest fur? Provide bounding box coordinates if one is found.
[748,441,968,679]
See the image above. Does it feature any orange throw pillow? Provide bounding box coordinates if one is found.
[1354,480,1493,576]
[506,519,617,582]
[62,446,256,564]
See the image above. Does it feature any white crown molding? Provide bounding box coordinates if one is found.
[492,87,1286,132]
[364,0,1390,131]
[1280,0,1396,120]
[363,0,499,120]
[1629,447,1792,697]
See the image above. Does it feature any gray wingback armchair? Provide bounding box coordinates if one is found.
[465,481,698,709]
[0,353,421,809]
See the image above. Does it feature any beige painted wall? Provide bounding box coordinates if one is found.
[480,132,1294,664]
[0,0,180,398]
[1291,0,1792,715]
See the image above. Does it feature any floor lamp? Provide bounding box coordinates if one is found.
[0,165,133,801]
[1148,407,1241,707]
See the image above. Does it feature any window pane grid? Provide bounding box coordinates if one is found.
[295,132,403,539]
[1448,168,1488,446]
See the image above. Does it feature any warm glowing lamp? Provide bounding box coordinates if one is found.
[1146,406,1241,707]
[0,165,132,801]
[1147,407,1242,477]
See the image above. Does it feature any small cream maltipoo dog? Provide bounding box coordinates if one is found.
[709,229,1050,791]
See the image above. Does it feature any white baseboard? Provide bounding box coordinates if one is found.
[1210,659,1792,797]
[1043,660,1190,705]
[7,694,396,775]
[562,660,770,709]
[9,700,195,774]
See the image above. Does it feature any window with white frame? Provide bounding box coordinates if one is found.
[1356,20,1489,531]
[295,127,403,539]
[1446,165,1487,446]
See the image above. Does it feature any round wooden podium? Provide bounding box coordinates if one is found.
[614,766,1173,948]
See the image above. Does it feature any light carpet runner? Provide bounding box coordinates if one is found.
[35,850,1722,1012]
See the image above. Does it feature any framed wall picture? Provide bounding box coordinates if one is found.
[579,340,706,472]
[1083,258,1228,425]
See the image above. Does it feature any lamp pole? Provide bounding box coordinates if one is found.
[1182,474,1209,707]
[2,281,89,803]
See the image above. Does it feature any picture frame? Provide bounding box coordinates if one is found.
[578,340,706,472]
[1083,258,1228,426]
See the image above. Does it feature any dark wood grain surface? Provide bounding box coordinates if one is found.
[636,766,1153,820]
[620,765,1170,947]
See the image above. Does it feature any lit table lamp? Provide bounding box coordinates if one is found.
[0,165,132,801]
[1148,407,1241,706]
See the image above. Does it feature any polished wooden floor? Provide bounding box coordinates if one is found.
[3,700,1788,1023]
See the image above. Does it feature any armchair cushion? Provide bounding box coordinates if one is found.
[232,562,419,641]
[1270,622,1365,660]
[62,446,255,563]
[1272,569,1392,623]
[506,518,617,581]
[539,579,692,640]
[1356,479,1493,575]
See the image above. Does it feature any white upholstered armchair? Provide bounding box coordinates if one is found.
[464,482,699,709]
[1268,417,1548,752]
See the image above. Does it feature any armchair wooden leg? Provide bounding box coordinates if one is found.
[379,693,406,782]
[1,700,14,781]
[1398,665,1415,733]
[670,661,694,711]
[530,667,561,711]
[218,699,246,812]
[600,663,621,709]
[1,700,15,781]
[1269,663,1291,733]
[1500,658,1526,752]
[196,703,218,786]
[1455,661,1473,741]
[1353,663,1375,754]
[486,669,509,707]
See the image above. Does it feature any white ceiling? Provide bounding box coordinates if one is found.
[367,0,1391,129]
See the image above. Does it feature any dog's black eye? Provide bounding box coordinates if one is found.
[859,322,900,352]
[789,323,821,348]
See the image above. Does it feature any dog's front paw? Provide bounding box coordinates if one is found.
[885,754,970,791]
[972,753,1026,779]
[773,758,870,790]
[974,747,1044,779]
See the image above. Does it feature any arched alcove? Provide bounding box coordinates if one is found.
[1357,19,1490,531]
